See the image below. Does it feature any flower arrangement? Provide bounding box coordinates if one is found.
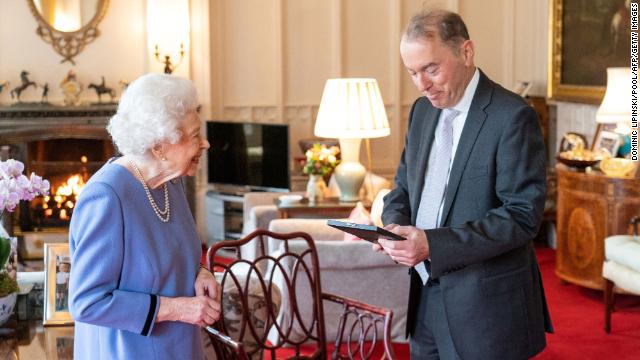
[302,143,340,176]
[0,159,49,299]
[0,159,50,215]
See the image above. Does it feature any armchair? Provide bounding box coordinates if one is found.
[205,229,396,359]
[603,215,640,333]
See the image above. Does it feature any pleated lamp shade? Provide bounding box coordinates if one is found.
[314,78,390,139]
[596,67,631,124]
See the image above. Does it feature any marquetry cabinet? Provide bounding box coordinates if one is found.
[555,165,640,290]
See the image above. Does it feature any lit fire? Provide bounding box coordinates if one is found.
[40,174,86,221]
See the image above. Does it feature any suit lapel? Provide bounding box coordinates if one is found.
[411,105,441,225]
[439,71,493,227]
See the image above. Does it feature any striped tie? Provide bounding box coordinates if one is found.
[414,109,460,285]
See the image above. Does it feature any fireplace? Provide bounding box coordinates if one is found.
[24,138,115,229]
[0,104,116,234]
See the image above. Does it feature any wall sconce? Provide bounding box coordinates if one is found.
[154,43,185,74]
[147,0,190,75]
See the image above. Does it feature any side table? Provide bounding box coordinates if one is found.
[0,317,73,359]
[275,197,370,219]
[556,164,640,290]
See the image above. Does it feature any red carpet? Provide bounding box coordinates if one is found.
[534,247,640,360]
[209,247,640,359]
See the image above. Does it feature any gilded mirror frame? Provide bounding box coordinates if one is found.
[26,0,110,65]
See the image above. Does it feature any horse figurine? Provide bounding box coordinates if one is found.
[88,76,116,103]
[10,71,37,102]
[40,83,50,104]
[0,81,9,95]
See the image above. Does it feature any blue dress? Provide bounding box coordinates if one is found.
[69,161,203,359]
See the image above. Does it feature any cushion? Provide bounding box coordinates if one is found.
[370,188,390,228]
[361,172,392,202]
[605,235,640,273]
[603,260,640,294]
[211,266,282,359]
[343,202,372,241]
[340,187,390,240]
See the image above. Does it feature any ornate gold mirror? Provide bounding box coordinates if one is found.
[26,0,109,65]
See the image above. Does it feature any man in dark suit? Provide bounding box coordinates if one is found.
[375,10,553,359]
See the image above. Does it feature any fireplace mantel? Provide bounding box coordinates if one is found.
[0,104,116,143]
[1,104,118,234]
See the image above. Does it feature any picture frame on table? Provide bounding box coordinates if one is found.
[513,80,533,98]
[45,325,74,360]
[548,0,630,103]
[593,130,621,158]
[44,243,73,326]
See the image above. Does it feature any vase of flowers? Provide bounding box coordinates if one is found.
[302,144,340,203]
[0,159,49,325]
[305,174,328,204]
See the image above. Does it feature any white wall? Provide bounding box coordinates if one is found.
[204,0,552,177]
[0,1,149,105]
[1,0,596,239]
[0,0,204,236]
[460,0,549,96]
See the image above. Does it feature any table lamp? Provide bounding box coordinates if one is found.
[314,78,390,202]
[596,67,631,134]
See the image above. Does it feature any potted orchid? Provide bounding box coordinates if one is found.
[0,159,49,324]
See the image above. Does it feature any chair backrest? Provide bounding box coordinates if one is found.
[207,229,328,359]
[206,229,396,360]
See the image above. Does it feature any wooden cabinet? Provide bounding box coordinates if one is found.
[556,165,640,290]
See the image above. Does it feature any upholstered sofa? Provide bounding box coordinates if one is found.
[266,217,409,343]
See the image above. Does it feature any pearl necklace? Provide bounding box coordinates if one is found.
[128,160,170,223]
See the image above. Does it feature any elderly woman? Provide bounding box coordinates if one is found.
[69,73,219,359]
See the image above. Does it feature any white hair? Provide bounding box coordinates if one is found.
[107,73,198,156]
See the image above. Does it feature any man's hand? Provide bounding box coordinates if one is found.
[195,267,221,303]
[373,224,430,267]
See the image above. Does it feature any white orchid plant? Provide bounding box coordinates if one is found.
[0,159,50,296]
[0,159,50,216]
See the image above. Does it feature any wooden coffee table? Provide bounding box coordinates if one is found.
[274,197,371,219]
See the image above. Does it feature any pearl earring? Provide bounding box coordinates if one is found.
[161,156,167,161]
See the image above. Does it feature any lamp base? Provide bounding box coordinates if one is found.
[334,138,366,202]
[334,161,366,202]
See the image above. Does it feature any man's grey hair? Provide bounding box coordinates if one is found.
[403,9,470,53]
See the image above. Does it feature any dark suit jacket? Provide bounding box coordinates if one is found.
[382,70,553,359]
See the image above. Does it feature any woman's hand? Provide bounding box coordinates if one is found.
[157,296,221,327]
[195,267,221,303]
[156,268,223,327]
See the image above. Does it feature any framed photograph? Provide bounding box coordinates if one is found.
[45,326,74,360]
[44,243,73,326]
[549,0,630,103]
[593,130,622,157]
[559,132,588,152]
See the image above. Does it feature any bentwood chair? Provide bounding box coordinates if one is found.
[205,229,396,360]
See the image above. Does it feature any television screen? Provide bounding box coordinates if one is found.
[207,121,289,190]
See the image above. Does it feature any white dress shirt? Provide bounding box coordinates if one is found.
[419,68,480,229]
